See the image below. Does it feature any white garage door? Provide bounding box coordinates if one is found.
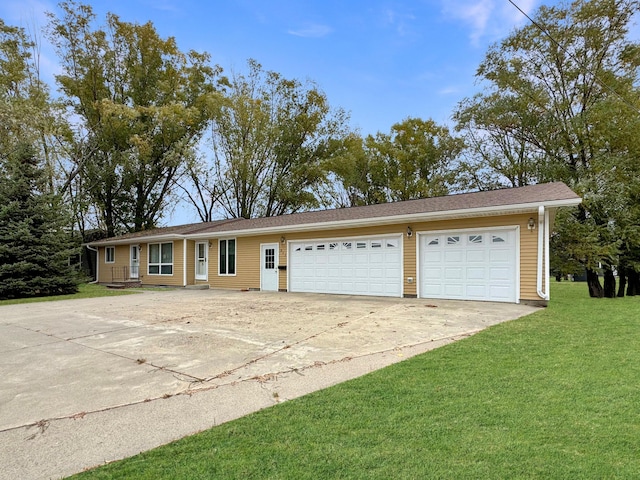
[289,236,402,297]
[419,229,518,303]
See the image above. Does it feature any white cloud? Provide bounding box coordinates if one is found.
[287,24,333,38]
[440,0,543,47]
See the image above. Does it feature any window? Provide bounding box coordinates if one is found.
[219,239,236,275]
[148,242,173,275]
[386,238,399,248]
[356,241,367,249]
[492,235,506,244]
[343,242,352,250]
[105,246,115,263]
[317,244,325,251]
[371,241,382,248]
[428,238,439,246]
[329,243,338,250]
[469,234,483,244]
[447,236,460,245]
[305,244,313,251]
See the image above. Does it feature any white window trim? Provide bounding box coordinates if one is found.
[148,241,174,276]
[218,238,237,276]
[105,246,115,264]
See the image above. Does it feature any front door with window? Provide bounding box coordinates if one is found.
[130,245,139,279]
[195,242,208,281]
[260,243,278,291]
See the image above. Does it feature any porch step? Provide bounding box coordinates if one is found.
[185,284,209,290]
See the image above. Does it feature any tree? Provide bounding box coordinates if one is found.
[454,0,640,297]
[326,118,463,207]
[186,59,348,219]
[47,1,221,236]
[0,144,80,300]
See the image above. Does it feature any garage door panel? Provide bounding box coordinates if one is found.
[290,236,402,297]
[466,250,485,262]
[466,267,486,280]
[420,229,517,303]
[444,250,463,262]
[444,267,463,280]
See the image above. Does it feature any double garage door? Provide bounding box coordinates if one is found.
[288,228,518,302]
[289,236,403,297]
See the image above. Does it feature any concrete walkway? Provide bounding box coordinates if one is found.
[0,290,538,479]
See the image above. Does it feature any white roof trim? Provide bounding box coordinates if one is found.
[187,198,581,239]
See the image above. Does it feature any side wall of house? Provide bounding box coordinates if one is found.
[198,212,541,301]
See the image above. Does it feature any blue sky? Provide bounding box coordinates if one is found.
[1,0,560,136]
[3,0,570,224]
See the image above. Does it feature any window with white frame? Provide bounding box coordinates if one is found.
[219,238,236,275]
[105,246,115,263]
[148,242,173,275]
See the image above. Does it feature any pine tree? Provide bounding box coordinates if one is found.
[0,144,80,300]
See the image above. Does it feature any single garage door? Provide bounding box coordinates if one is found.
[419,229,518,303]
[289,236,402,297]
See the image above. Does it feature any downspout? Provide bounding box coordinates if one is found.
[183,238,187,287]
[86,244,99,284]
[536,205,549,301]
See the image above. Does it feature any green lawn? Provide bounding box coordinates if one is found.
[72,282,640,479]
[0,283,140,306]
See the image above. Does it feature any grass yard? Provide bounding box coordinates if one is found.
[72,282,640,479]
[0,283,140,306]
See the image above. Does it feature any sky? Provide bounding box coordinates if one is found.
[1,0,564,224]
[1,0,560,135]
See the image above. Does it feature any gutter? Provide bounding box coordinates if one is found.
[536,206,550,301]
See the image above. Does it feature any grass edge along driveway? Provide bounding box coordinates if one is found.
[72,282,640,479]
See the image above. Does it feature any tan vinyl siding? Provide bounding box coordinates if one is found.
[107,213,542,301]
[97,245,131,283]
[186,240,195,285]
[207,235,282,290]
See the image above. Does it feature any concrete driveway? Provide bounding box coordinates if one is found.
[0,289,537,479]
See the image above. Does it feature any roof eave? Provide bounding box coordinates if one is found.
[187,197,582,239]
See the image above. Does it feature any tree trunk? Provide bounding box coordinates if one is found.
[586,268,604,298]
[603,268,616,298]
[617,269,627,297]
[627,270,639,297]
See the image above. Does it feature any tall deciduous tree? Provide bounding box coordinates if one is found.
[0,144,80,300]
[454,0,640,297]
[326,118,463,207]
[47,1,220,236]
[186,59,348,219]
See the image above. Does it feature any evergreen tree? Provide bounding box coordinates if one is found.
[0,144,80,300]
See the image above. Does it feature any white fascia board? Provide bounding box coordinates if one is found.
[90,234,185,246]
[187,198,582,240]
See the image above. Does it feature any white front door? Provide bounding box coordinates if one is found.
[260,243,278,291]
[195,242,208,281]
[130,245,139,279]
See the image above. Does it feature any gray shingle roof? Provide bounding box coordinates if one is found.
[91,182,580,245]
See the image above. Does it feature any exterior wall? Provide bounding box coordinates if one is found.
[207,234,282,290]
[197,212,541,301]
[96,212,542,301]
[97,244,131,283]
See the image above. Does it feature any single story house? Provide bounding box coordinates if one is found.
[89,182,581,305]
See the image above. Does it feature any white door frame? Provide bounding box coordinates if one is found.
[260,243,279,291]
[130,245,139,279]
[195,241,208,281]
